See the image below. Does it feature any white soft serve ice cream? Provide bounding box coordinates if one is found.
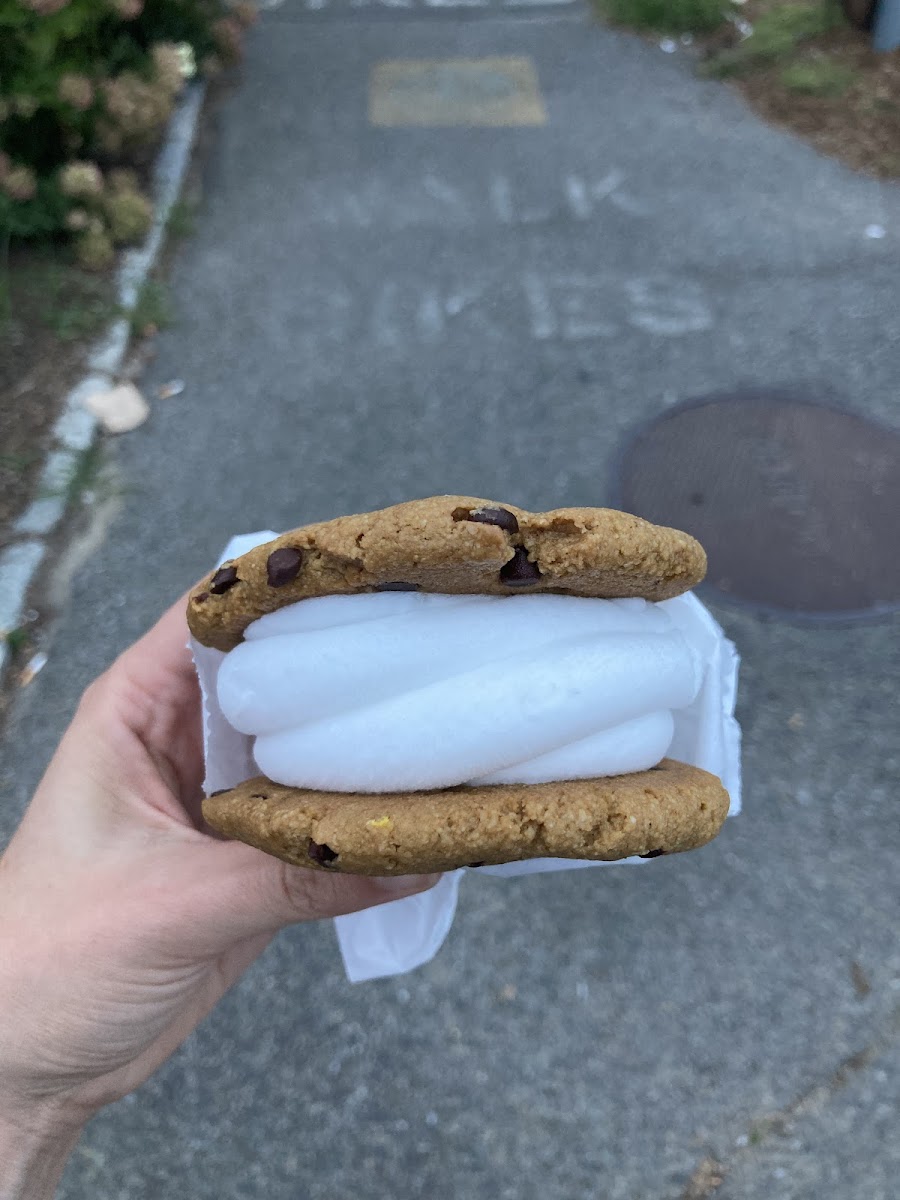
[215,592,704,793]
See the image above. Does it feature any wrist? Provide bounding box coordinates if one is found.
[0,1105,84,1200]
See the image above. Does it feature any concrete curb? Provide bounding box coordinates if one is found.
[0,82,206,682]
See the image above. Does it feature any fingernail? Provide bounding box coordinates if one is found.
[373,872,441,896]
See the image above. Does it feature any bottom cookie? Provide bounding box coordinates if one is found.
[202,759,729,876]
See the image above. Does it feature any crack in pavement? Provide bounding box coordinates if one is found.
[680,1001,900,1198]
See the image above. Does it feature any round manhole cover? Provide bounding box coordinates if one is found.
[618,391,900,618]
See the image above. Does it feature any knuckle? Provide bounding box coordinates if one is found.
[277,860,341,922]
[76,669,116,721]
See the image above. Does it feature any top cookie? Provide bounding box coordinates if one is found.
[187,496,706,651]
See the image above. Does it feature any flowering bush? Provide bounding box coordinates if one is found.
[0,0,255,264]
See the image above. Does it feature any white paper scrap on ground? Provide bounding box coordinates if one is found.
[82,381,149,433]
[191,531,742,984]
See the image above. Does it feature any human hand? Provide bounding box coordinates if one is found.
[0,596,437,1195]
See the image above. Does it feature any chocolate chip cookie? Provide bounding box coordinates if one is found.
[202,759,729,876]
[188,496,706,652]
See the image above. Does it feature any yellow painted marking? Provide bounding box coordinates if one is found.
[369,57,547,128]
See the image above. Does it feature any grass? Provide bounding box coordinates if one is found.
[43,285,118,341]
[0,230,10,325]
[705,2,844,75]
[0,269,10,328]
[166,199,198,240]
[42,441,128,507]
[129,277,173,335]
[0,247,117,343]
[781,58,858,93]
[2,246,177,344]
[62,440,106,506]
[744,2,842,56]
[0,452,40,474]
[3,627,28,654]
[601,0,726,32]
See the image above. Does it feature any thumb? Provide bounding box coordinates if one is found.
[180,838,441,956]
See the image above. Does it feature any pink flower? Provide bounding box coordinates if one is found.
[101,73,173,145]
[151,43,186,95]
[2,165,37,202]
[65,208,91,232]
[58,74,95,111]
[12,95,39,119]
[20,0,69,13]
[59,161,104,200]
[110,0,144,18]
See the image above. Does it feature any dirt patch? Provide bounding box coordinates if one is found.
[599,2,900,179]
[702,4,900,178]
[0,250,116,543]
[680,1156,726,1199]
[735,42,900,177]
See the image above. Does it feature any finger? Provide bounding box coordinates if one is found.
[116,589,198,692]
[176,840,442,957]
[104,591,206,821]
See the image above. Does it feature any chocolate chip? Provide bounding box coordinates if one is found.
[465,506,519,534]
[467,861,486,868]
[499,546,541,586]
[308,839,338,866]
[209,566,239,594]
[266,546,303,587]
[193,592,209,604]
[639,849,666,859]
[374,582,419,592]
[208,788,229,797]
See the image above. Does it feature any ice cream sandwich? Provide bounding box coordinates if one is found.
[189,497,730,875]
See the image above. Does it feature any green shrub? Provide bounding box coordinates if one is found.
[0,0,255,250]
[601,0,726,34]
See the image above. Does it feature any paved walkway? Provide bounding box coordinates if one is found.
[2,2,899,1196]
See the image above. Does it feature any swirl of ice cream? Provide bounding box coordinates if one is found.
[215,592,704,793]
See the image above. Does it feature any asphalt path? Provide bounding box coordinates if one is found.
[2,3,899,1196]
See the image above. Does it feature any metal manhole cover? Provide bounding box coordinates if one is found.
[618,390,900,618]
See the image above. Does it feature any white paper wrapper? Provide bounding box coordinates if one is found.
[191,532,742,984]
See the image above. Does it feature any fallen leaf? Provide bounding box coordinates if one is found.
[787,712,805,730]
[850,961,871,999]
[19,651,48,687]
[681,1157,725,1200]
[82,382,150,434]
[157,379,185,400]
